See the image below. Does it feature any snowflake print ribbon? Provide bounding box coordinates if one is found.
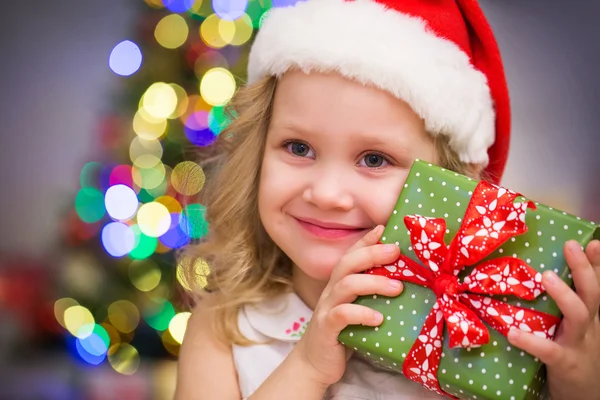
[367,181,561,398]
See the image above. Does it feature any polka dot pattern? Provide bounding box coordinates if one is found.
[339,160,600,400]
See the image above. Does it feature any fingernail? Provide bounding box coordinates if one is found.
[507,327,520,341]
[389,280,402,290]
[373,311,383,323]
[544,271,559,286]
[567,240,580,254]
[383,244,397,253]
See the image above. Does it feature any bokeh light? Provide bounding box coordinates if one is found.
[176,256,210,290]
[129,225,158,260]
[55,298,79,329]
[132,162,167,190]
[208,105,231,135]
[129,259,162,292]
[109,165,134,188]
[143,299,176,331]
[108,343,140,375]
[180,204,209,239]
[200,67,236,106]
[133,109,168,140]
[77,324,110,358]
[105,185,139,221]
[155,14,189,49]
[130,137,163,168]
[142,83,178,120]
[168,83,189,119]
[171,161,205,196]
[163,0,195,13]
[108,300,140,334]
[137,202,171,237]
[200,14,228,48]
[213,0,248,20]
[109,40,143,76]
[75,338,106,365]
[155,196,182,214]
[75,188,106,223]
[184,111,217,146]
[64,306,95,338]
[80,162,102,189]
[168,312,191,344]
[101,222,136,257]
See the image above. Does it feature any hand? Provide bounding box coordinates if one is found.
[506,239,600,400]
[293,225,404,387]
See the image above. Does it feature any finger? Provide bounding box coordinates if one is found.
[564,240,600,318]
[347,224,385,253]
[507,327,567,367]
[328,242,401,289]
[324,303,384,336]
[543,270,590,343]
[324,274,403,309]
[585,239,600,287]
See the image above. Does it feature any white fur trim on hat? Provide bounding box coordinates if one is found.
[247,0,496,166]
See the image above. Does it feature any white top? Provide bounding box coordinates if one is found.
[232,291,443,399]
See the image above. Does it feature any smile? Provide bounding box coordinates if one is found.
[293,217,369,240]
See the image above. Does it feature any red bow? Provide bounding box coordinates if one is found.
[368,181,561,397]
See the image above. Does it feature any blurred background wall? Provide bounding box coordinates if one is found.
[0,1,598,399]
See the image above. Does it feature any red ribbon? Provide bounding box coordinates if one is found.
[368,181,561,397]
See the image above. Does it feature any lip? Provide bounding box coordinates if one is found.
[294,216,370,240]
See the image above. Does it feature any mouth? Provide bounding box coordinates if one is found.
[293,216,370,240]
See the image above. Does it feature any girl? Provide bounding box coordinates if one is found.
[177,0,600,399]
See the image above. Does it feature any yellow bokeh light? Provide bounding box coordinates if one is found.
[108,343,140,375]
[101,322,121,348]
[176,257,210,291]
[168,312,191,344]
[129,137,163,168]
[155,195,182,214]
[218,19,236,44]
[133,110,167,140]
[143,83,178,120]
[64,305,95,338]
[132,162,166,190]
[155,14,189,50]
[200,68,236,106]
[108,300,140,334]
[144,0,164,9]
[54,298,79,329]
[168,83,189,119]
[229,14,254,46]
[200,14,227,49]
[129,259,162,292]
[171,161,205,196]
[137,202,171,238]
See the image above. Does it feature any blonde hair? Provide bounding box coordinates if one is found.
[181,75,484,346]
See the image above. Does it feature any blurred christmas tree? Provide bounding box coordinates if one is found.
[54,0,277,374]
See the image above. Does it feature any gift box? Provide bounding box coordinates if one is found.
[338,160,600,400]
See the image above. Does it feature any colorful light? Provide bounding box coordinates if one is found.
[200,67,236,106]
[137,202,171,237]
[101,222,136,257]
[108,343,140,375]
[162,0,195,13]
[142,83,178,120]
[80,162,102,189]
[64,306,95,338]
[77,324,110,357]
[109,40,143,76]
[200,14,228,48]
[213,0,248,20]
[160,213,190,249]
[168,312,191,344]
[129,137,163,168]
[54,298,79,329]
[129,225,158,260]
[180,204,209,239]
[208,105,231,135]
[171,161,206,196]
[109,165,134,188]
[105,185,139,221]
[168,83,189,119]
[155,14,189,49]
[129,259,162,292]
[75,188,106,223]
[176,256,210,290]
[133,109,167,140]
[108,300,140,334]
[144,299,176,331]
[131,162,167,190]
[184,111,217,146]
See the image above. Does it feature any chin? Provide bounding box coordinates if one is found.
[291,247,343,282]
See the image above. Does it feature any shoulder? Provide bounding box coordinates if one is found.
[175,295,241,400]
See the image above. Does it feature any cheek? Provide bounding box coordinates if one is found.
[365,174,409,225]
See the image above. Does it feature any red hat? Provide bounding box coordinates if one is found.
[247,0,510,183]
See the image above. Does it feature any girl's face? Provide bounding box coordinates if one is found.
[258,71,436,285]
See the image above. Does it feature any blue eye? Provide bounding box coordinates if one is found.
[285,141,314,157]
[361,153,389,168]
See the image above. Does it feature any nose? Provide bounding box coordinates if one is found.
[302,165,354,211]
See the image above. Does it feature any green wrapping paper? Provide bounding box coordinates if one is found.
[338,160,600,400]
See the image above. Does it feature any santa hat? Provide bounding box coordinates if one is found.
[247,0,510,183]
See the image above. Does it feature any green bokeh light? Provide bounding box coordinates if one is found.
[129,225,158,259]
[75,188,106,223]
[180,204,209,239]
[143,299,176,331]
